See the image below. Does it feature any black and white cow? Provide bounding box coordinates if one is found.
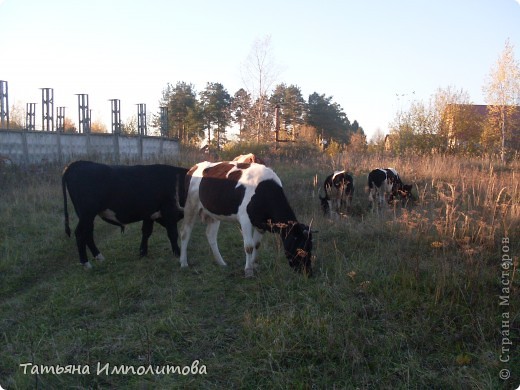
[179,161,313,277]
[319,170,354,216]
[62,160,188,268]
[367,168,412,208]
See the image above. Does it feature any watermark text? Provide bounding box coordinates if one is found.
[19,360,207,376]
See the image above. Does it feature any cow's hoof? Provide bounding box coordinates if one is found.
[180,263,189,268]
[95,253,105,262]
[83,261,93,269]
[244,268,254,278]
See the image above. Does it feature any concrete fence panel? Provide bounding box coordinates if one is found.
[0,129,180,164]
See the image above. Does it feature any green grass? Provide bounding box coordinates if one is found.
[0,152,518,389]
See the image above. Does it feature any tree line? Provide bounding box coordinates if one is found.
[155,81,364,150]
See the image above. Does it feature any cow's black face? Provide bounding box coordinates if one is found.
[390,183,413,203]
[283,223,313,276]
[399,184,413,201]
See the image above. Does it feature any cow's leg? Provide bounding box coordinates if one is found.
[240,222,261,277]
[179,206,198,268]
[379,188,385,208]
[140,219,154,257]
[205,219,227,267]
[158,206,182,258]
[368,187,375,210]
[74,217,96,268]
[165,221,181,257]
[250,229,264,274]
[85,223,104,263]
[339,185,346,212]
[383,180,393,206]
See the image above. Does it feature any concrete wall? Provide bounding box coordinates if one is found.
[0,130,180,164]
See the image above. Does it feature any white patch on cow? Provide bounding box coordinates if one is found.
[98,209,123,225]
[332,170,345,182]
[232,153,265,165]
[232,153,255,163]
[150,211,161,220]
[387,167,398,177]
[95,253,105,262]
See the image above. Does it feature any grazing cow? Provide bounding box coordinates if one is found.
[179,161,313,277]
[319,170,354,216]
[232,153,266,165]
[62,160,188,268]
[367,168,412,208]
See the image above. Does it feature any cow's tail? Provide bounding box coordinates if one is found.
[175,171,186,214]
[62,168,71,237]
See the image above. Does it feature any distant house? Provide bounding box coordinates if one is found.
[443,104,520,152]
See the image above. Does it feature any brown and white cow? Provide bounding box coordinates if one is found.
[367,167,412,208]
[179,161,313,277]
[319,170,354,216]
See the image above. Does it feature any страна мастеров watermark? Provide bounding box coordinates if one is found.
[499,236,515,382]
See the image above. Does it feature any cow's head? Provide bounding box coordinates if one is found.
[398,184,413,201]
[389,183,414,203]
[282,222,313,276]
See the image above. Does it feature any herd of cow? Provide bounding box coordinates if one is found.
[61,153,413,277]
[318,167,413,217]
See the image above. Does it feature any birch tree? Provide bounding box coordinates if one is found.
[241,36,280,141]
[482,39,520,161]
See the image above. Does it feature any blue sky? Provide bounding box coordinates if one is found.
[1,0,519,139]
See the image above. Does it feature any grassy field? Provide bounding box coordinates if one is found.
[0,149,518,389]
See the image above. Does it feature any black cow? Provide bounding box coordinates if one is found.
[367,167,412,208]
[319,170,354,216]
[62,160,188,268]
[179,161,313,277]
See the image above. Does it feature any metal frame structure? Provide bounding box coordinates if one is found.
[77,94,90,133]
[137,103,147,135]
[0,80,8,129]
[56,106,66,132]
[26,103,36,131]
[41,88,54,131]
[110,99,121,134]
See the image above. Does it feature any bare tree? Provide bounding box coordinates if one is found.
[8,100,25,129]
[241,35,280,141]
[482,39,520,162]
